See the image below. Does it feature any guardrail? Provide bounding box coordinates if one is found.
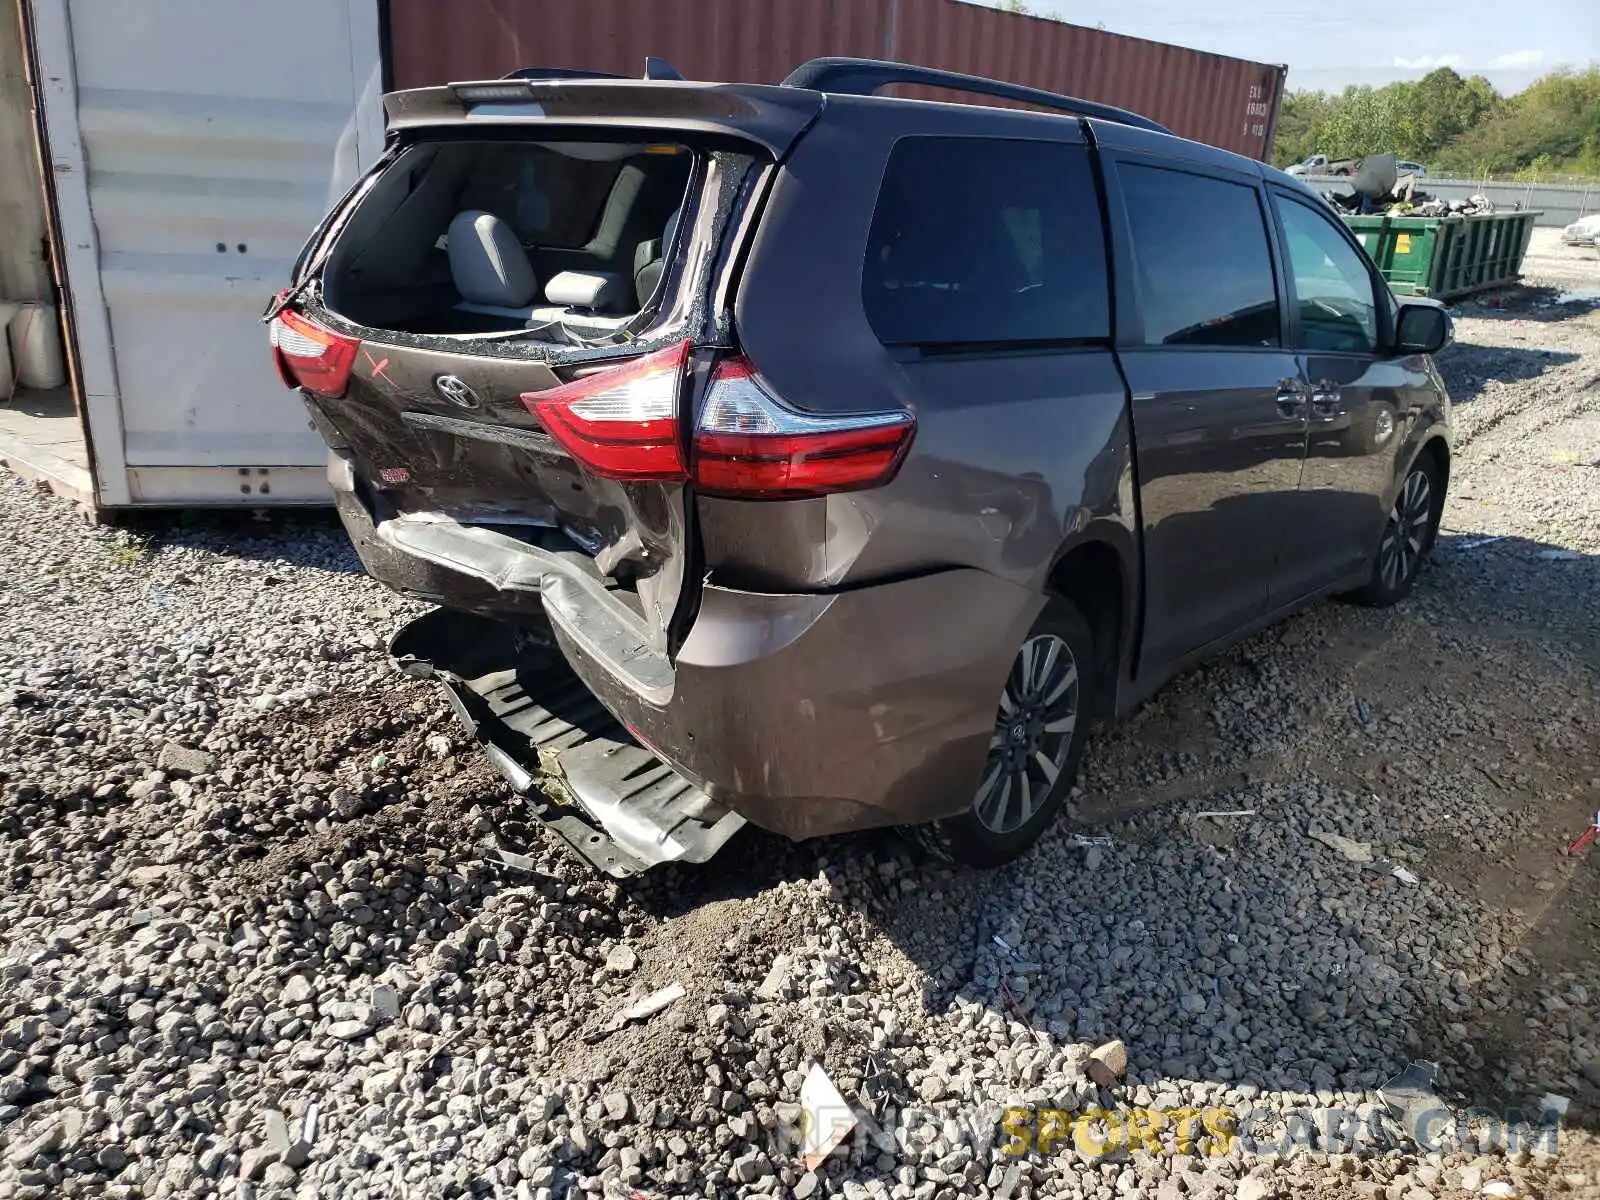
[1302,176,1599,228]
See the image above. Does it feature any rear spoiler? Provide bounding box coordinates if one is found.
[382,80,823,158]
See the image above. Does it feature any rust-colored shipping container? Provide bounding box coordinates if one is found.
[383,0,1286,159]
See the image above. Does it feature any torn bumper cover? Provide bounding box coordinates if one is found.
[341,478,1043,852]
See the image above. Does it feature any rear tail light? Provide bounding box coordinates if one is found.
[692,358,914,498]
[269,308,359,397]
[521,341,691,481]
[519,344,915,496]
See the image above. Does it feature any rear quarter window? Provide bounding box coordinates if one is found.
[862,136,1110,346]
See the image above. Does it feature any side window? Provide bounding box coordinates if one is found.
[862,137,1109,346]
[1274,197,1380,353]
[1118,164,1280,348]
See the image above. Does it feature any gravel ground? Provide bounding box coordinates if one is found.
[1,242,1598,1200]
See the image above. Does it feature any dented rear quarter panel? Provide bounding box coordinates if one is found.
[549,565,1046,837]
[716,95,1139,599]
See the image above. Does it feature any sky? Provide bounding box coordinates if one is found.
[974,0,1599,94]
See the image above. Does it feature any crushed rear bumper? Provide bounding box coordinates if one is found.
[390,609,745,878]
[550,573,1043,841]
[339,461,1044,852]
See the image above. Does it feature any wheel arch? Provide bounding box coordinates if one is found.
[1415,433,1450,496]
[1389,431,1450,517]
[1044,527,1138,719]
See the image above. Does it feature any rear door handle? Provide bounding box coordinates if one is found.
[1311,386,1342,420]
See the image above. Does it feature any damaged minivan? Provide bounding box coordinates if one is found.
[273,59,1453,875]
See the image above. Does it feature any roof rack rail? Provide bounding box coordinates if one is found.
[782,56,1169,134]
[501,67,624,82]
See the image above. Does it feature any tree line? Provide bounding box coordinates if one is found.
[1272,66,1600,180]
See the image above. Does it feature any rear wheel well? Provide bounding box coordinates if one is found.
[1047,542,1124,718]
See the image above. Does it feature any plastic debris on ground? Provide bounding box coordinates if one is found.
[1570,813,1599,854]
[798,1063,856,1172]
[615,983,685,1026]
[1368,857,1421,886]
[1379,1060,1451,1144]
[1308,829,1375,864]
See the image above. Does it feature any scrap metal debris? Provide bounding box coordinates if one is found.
[1403,194,1499,218]
[1316,153,1504,219]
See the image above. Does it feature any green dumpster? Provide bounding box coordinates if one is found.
[1341,210,1541,301]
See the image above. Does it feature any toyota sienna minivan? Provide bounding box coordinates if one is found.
[271,57,1453,872]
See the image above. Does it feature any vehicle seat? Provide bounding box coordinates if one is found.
[448,210,540,321]
[633,207,681,308]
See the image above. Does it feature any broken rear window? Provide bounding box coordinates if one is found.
[319,139,696,340]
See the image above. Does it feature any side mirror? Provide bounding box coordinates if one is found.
[1393,299,1452,356]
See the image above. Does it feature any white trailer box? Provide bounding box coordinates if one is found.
[7,0,381,508]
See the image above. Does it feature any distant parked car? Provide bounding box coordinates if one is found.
[273,57,1457,870]
[1562,214,1600,246]
[1289,153,1420,183]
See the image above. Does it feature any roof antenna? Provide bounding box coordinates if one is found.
[644,57,684,81]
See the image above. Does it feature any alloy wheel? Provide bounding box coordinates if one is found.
[1379,468,1433,591]
[974,633,1079,835]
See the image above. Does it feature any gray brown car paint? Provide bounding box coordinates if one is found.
[305,79,1451,842]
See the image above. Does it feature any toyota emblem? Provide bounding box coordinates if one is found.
[433,374,481,409]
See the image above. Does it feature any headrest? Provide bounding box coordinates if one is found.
[447,210,537,308]
[545,270,625,311]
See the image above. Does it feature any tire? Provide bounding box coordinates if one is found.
[1345,454,1442,607]
[906,597,1099,868]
